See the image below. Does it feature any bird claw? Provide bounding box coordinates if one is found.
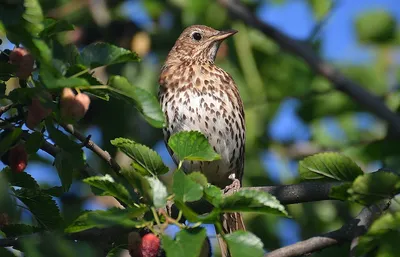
[223,177,241,196]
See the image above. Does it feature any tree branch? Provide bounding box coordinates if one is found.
[218,0,400,134]
[249,181,340,205]
[60,123,121,172]
[264,201,390,257]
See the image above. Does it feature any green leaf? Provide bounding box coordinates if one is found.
[146,176,168,208]
[357,212,400,256]
[65,207,147,233]
[225,231,264,257]
[14,188,63,229]
[174,200,220,223]
[40,68,90,89]
[188,172,208,187]
[308,0,332,20]
[220,189,288,216]
[299,152,363,181]
[42,186,64,197]
[348,171,400,205]
[173,169,203,202]
[21,233,95,257]
[162,228,207,257]
[204,184,223,206]
[168,131,221,161]
[329,182,352,201]
[2,167,39,189]
[0,128,22,157]
[54,151,75,192]
[110,138,168,176]
[81,42,139,68]
[355,10,397,45]
[108,76,165,128]
[24,131,44,154]
[0,0,44,36]
[1,224,42,237]
[65,64,109,100]
[83,175,132,207]
[40,18,74,38]
[121,169,167,208]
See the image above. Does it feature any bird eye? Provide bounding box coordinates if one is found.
[192,32,202,41]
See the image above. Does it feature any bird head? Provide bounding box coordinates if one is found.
[166,25,237,64]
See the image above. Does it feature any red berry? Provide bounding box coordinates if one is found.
[9,144,28,173]
[140,233,160,257]
[26,96,52,129]
[9,48,34,79]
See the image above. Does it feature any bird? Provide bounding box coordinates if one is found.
[158,25,246,256]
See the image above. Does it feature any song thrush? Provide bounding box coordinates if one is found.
[159,25,246,256]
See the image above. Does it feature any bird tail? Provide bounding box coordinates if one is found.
[217,212,246,257]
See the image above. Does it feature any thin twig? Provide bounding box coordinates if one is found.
[60,123,121,172]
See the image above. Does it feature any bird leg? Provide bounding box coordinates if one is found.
[223,174,241,196]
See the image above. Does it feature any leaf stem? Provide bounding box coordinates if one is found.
[177,210,183,222]
[151,207,161,226]
[69,68,90,78]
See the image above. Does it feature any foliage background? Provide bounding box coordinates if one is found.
[1,0,400,256]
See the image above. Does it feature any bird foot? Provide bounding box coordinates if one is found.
[223,177,241,196]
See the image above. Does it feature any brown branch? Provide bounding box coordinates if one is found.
[218,0,400,134]
[264,201,390,257]
[60,123,121,172]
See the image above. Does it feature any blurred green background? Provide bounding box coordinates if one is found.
[1,0,400,256]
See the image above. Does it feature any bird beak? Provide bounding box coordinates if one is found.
[213,29,238,41]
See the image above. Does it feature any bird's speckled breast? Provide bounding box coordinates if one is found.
[159,61,245,188]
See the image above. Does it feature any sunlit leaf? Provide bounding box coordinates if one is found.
[65,207,147,233]
[81,42,139,68]
[173,169,203,202]
[225,231,264,257]
[83,175,133,206]
[111,137,168,176]
[348,171,400,205]
[220,189,288,216]
[108,76,165,128]
[121,169,167,208]
[162,228,207,257]
[299,152,363,181]
[168,131,220,161]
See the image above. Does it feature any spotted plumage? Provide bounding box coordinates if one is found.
[159,25,245,188]
[158,25,246,255]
